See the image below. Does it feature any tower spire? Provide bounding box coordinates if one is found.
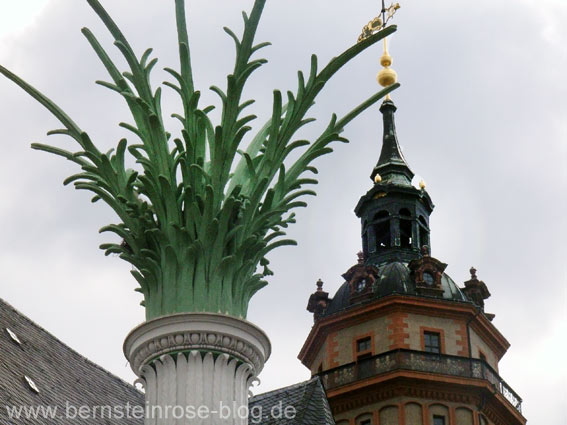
[368,2,412,186]
[370,100,414,186]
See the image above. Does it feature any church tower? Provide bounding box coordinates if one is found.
[299,18,526,425]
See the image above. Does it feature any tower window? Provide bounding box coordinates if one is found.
[424,331,441,354]
[423,271,435,286]
[356,336,373,360]
[433,416,446,425]
[359,420,371,425]
[357,337,371,353]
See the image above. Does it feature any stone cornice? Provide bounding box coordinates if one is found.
[124,313,271,376]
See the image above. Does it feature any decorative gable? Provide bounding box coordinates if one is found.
[408,246,447,297]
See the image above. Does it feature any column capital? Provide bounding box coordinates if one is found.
[124,313,271,376]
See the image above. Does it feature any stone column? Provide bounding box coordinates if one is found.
[124,313,271,425]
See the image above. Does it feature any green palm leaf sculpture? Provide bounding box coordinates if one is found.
[0,0,399,320]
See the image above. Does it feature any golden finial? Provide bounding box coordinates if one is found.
[377,37,397,94]
[419,179,427,190]
[358,2,401,99]
[374,173,382,183]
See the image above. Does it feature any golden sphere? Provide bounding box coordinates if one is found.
[374,174,382,183]
[380,53,393,67]
[377,67,397,87]
[419,179,427,189]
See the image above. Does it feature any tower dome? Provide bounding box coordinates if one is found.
[320,260,469,319]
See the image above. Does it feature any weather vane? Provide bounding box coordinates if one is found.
[359,1,400,99]
[358,1,400,42]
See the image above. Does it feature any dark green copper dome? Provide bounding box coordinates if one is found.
[320,261,470,318]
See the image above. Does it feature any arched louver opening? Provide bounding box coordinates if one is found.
[372,210,390,252]
[399,208,412,248]
[418,215,429,249]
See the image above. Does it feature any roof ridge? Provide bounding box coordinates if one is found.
[0,297,141,396]
[249,376,320,402]
[293,376,319,425]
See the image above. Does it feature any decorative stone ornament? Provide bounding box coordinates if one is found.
[307,279,331,322]
[408,246,447,297]
[343,252,380,303]
[124,313,270,425]
[461,267,494,319]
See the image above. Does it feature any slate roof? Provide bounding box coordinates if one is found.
[249,377,335,425]
[0,297,144,425]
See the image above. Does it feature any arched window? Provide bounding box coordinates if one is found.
[373,210,390,221]
[405,403,423,425]
[372,210,390,251]
[379,406,399,425]
[455,408,474,425]
[429,404,449,425]
[400,208,412,248]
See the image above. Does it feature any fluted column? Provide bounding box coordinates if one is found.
[124,313,271,425]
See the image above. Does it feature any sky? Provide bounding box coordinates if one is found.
[0,0,565,424]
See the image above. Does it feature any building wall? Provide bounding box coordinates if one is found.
[405,313,464,355]
[469,327,498,371]
[310,339,328,374]
[316,317,390,369]
[312,312,500,372]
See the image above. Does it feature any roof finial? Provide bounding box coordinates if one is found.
[377,37,397,100]
[357,2,400,100]
[376,2,401,99]
[470,267,477,279]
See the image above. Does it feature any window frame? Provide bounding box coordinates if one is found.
[353,334,374,361]
[420,327,445,354]
[424,332,441,353]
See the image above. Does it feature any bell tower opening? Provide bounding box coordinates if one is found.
[372,210,391,252]
[418,215,429,249]
[399,208,412,248]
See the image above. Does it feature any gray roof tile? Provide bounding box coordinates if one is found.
[249,377,335,425]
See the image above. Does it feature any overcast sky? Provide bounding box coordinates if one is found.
[0,0,565,424]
